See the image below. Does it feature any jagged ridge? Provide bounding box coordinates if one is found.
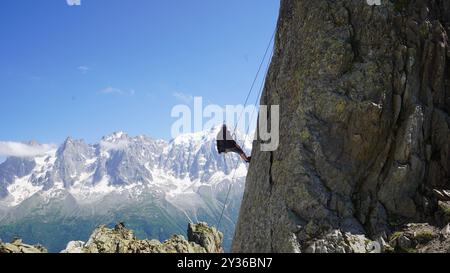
[0,222,223,253]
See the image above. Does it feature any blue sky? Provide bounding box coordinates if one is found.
[0,0,279,151]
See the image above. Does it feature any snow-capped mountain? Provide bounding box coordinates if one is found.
[0,125,251,252]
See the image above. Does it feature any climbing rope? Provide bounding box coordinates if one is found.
[216,32,275,230]
[232,29,276,138]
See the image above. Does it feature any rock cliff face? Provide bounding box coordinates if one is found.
[233,0,449,253]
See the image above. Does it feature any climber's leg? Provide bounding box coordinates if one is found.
[226,142,251,163]
[238,152,251,163]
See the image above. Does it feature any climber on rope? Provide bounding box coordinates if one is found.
[216,124,251,163]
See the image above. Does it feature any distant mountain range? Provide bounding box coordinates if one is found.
[0,126,251,252]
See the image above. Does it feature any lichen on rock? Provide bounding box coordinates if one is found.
[233,0,449,253]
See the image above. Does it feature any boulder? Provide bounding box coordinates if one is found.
[304,230,378,253]
[0,238,47,253]
[389,223,450,253]
[187,222,223,253]
[60,241,84,253]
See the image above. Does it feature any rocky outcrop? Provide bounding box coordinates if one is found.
[388,223,450,253]
[0,238,47,253]
[187,222,224,253]
[303,229,378,253]
[62,222,223,253]
[60,241,85,253]
[233,0,449,253]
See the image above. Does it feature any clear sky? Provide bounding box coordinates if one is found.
[0,0,279,149]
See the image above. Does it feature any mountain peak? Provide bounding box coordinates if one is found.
[102,131,129,143]
[64,137,73,143]
[112,131,126,139]
[61,137,87,148]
